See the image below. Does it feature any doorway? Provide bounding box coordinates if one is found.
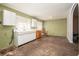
[73,4,78,43]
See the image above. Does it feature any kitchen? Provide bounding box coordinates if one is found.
[0,4,43,49]
[0,3,78,56]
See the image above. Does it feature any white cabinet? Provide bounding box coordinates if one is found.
[37,21,43,30]
[3,10,16,25]
[14,32,36,46]
[31,19,37,29]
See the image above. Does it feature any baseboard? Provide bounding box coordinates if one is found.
[46,35,67,38]
[18,39,36,47]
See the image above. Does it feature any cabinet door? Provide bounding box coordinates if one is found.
[3,10,16,25]
[37,21,42,30]
[17,32,36,46]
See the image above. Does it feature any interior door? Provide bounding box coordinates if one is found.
[73,4,78,43]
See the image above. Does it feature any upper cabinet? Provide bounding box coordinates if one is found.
[37,21,42,30]
[31,19,43,31]
[2,10,16,25]
[31,19,37,29]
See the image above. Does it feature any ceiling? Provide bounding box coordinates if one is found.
[3,3,73,20]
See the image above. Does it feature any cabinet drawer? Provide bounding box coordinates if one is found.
[17,32,36,46]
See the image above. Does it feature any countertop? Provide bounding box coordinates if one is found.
[14,30,36,35]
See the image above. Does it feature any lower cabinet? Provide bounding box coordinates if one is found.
[14,32,36,46]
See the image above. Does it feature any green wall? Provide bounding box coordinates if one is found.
[0,4,31,49]
[0,4,40,49]
[0,24,13,49]
[0,5,13,49]
[44,19,67,37]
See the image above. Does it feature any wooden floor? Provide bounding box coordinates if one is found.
[1,36,78,56]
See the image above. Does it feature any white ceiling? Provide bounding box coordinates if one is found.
[3,3,73,20]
